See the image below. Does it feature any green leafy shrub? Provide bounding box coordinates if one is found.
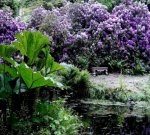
[32,99,82,135]
[96,0,122,11]
[22,0,64,9]
[43,0,64,10]
[0,31,63,132]
[22,0,43,7]
[59,63,90,98]
[0,0,20,16]
[7,99,81,135]
[0,31,63,94]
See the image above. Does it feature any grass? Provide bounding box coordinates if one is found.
[89,75,150,103]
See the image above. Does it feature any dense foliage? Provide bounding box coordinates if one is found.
[32,100,81,135]
[22,0,64,10]
[0,0,20,16]
[0,1,150,134]
[0,31,78,134]
[11,99,81,135]
[30,0,150,74]
[0,10,26,44]
[58,63,90,98]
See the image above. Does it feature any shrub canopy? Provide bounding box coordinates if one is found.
[23,0,150,73]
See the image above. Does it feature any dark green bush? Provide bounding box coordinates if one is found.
[22,0,40,7]
[43,0,64,9]
[59,63,91,98]
[0,0,20,16]
[7,99,81,135]
[23,0,64,9]
[96,0,122,11]
[32,99,81,135]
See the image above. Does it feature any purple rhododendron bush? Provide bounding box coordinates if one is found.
[0,10,26,44]
[29,0,150,74]
[29,2,111,69]
[0,10,26,64]
[95,0,150,74]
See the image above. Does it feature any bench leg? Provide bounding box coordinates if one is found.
[92,71,96,76]
[105,70,108,75]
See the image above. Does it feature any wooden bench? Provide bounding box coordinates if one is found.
[92,67,108,76]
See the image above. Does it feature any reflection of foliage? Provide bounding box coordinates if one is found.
[117,114,125,126]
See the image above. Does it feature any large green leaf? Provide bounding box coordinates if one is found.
[17,63,62,89]
[0,64,18,78]
[0,44,17,77]
[0,74,27,99]
[13,31,49,65]
[13,78,27,93]
[0,74,13,99]
[46,54,64,74]
[42,48,64,74]
[0,44,16,58]
[3,57,16,65]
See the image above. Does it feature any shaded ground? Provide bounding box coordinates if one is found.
[90,74,150,92]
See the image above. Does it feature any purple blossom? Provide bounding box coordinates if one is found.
[0,10,26,44]
[29,7,48,29]
[0,59,3,64]
[97,41,102,48]
[29,1,150,73]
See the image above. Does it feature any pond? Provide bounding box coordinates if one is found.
[68,100,150,135]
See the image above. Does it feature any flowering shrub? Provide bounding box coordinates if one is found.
[30,0,150,74]
[30,2,110,69]
[29,7,48,29]
[114,1,150,73]
[94,0,150,74]
[0,10,26,44]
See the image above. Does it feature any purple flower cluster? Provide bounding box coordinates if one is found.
[0,59,3,64]
[29,2,109,68]
[0,10,26,44]
[94,1,150,73]
[30,0,150,73]
[30,7,49,29]
[113,1,150,53]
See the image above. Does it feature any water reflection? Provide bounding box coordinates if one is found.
[69,100,150,135]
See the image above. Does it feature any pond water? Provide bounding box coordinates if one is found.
[68,100,150,135]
